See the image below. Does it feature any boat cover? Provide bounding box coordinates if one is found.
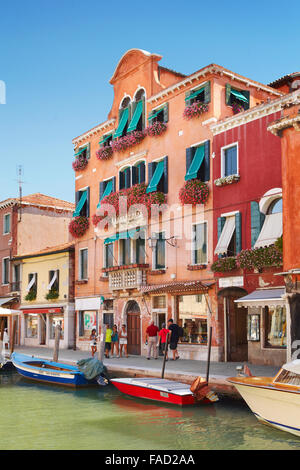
[77,358,107,380]
[282,359,300,375]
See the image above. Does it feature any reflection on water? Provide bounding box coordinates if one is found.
[0,371,299,450]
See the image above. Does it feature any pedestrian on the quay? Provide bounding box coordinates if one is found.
[158,323,171,360]
[90,328,98,357]
[119,324,128,358]
[105,323,113,358]
[167,318,180,360]
[146,320,159,360]
[111,324,119,357]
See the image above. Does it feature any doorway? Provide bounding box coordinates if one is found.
[126,300,141,355]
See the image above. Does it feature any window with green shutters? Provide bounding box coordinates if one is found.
[104,243,114,268]
[127,99,144,133]
[73,188,90,218]
[146,157,168,194]
[132,161,146,185]
[185,141,210,182]
[192,223,207,264]
[74,143,90,160]
[99,133,113,148]
[154,233,166,269]
[225,84,250,110]
[185,82,211,106]
[119,167,131,190]
[148,103,169,124]
[250,201,265,248]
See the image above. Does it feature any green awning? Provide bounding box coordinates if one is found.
[99,134,112,146]
[127,100,143,133]
[148,108,162,121]
[113,107,129,139]
[73,190,87,217]
[185,86,205,102]
[74,146,87,157]
[104,233,119,245]
[230,89,248,103]
[185,145,205,181]
[97,180,113,209]
[146,160,164,193]
[105,228,140,244]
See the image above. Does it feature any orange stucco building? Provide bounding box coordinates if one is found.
[71,49,283,360]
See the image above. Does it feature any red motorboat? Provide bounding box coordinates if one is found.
[110,377,218,406]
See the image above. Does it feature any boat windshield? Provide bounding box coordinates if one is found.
[274,368,300,386]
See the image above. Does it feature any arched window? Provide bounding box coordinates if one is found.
[127,88,145,132]
[267,198,282,215]
[114,96,131,140]
[254,191,283,248]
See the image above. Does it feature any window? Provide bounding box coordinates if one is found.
[119,167,131,190]
[178,295,208,345]
[264,306,287,349]
[25,273,37,300]
[147,157,168,194]
[128,89,145,133]
[221,144,238,178]
[25,314,38,338]
[74,143,90,160]
[3,214,11,234]
[49,315,64,340]
[215,213,242,257]
[148,103,169,124]
[254,197,282,248]
[78,310,97,339]
[132,161,146,185]
[185,141,210,182]
[119,238,131,266]
[152,296,166,309]
[73,188,90,218]
[99,133,113,148]
[225,84,250,110]
[98,178,115,209]
[12,264,20,291]
[2,258,9,285]
[48,270,59,294]
[103,299,114,329]
[114,97,131,139]
[135,230,146,264]
[185,82,211,107]
[192,223,207,264]
[104,243,114,268]
[79,249,88,280]
[154,233,165,269]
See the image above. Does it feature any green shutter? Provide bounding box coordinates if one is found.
[185,145,205,181]
[113,107,129,139]
[203,82,211,104]
[146,160,164,193]
[148,109,161,121]
[184,86,205,102]
[74,146,87,157]
[225,84,231,105]
[251,201,265,248]
[73,190,87,217]
[235,212,242,254]
[97,180,113,209]
[163,102,169,123]
[99,134,112,146]
[127,100,143,133]
[217,216,226,259]
[230,89,248,103]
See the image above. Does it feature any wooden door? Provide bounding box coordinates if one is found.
[127,312,141,355]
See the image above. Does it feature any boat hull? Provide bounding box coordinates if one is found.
[228,378,300,437]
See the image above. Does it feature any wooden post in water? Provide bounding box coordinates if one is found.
[53,324,61,362]
[98,324,107,362]
[161,332,170,379]
[206,326,212,383]
[0,318,4,342]
[10,319,17,356]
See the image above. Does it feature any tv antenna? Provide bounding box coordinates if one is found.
[16,165,24,222]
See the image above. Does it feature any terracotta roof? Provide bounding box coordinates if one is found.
[141,280,214,294]
[268,72,300,88]
[13,242,75,260]
[20,193,74,211]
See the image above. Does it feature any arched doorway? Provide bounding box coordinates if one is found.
[126,300,141,355]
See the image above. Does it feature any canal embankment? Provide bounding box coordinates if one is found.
[10,346,280,398]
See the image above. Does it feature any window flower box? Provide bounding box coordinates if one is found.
[183,102,209,120]
[145,121,167,137]
[110,130,146,153]
[237,245,283,271]
[96,145,113,161]
[232,102,245,114]
[72,156,88,172]
[45,289,59,300]
[25,290,37,301]
[69,216,89,238]
[214,174,240,187]
[187,264,207,271]
[211,257,237,273]
[179,180,209,206]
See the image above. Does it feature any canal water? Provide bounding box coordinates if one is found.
[0,371,299,450]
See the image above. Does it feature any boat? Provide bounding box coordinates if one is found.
[227,360,300,437]
[110,377,218,406]
[11,352,108,387]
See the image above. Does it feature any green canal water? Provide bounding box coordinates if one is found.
[0,371,299,450]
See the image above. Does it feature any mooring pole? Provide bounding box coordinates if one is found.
[10,319,17,356]
[206,326,213,383]
[53,324,61,362]
[161,332,170,379]
[98,324,107,362]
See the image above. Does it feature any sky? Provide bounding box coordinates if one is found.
[0,0,299,203]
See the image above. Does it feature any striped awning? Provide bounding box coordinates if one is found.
[235,288,285,308]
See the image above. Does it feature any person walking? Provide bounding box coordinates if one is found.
[119,324,128,358]
[146,320,159,360]
[89,328,98,357]
[104,324,113,358]
[111,325,119,357]
[158,323,170,360]
[167,318,180,360]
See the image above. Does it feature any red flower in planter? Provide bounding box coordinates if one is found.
[179,180,209,206]
[72,156,88,171]
[183,102,209,120]
[110,131,146,153]
[69,216,89,238]
[96,145,113,161]
[145,121,167,137]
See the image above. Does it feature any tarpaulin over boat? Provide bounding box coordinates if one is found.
[77,358,107,380]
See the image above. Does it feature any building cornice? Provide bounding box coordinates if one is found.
[147,64,282,105]
[72,118,116,147]
[267,114,300,136]
[211,90,300,135]
[115,150,148,168]
[0,199,16,210]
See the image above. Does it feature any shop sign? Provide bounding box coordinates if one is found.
[219,276,244,288]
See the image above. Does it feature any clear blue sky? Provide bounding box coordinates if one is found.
[0,0,299,203]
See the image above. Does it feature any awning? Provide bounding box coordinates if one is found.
[148,108,163,121]
[235,288,285,308]
[73,190,87,217]
[0,307,21,316]
[104,228,140,244]
[113,107,129,139]
[214,216,235,255]
[141,280,214,295]
[230,89,248,103]
[127,100,143,133]
[22,308,63,314]
[0,297,16,307]
[97,180,113,209]
[185,145,205,181]
[146,160,164,193]
[74,146,87,157]
[99,134,112,146]
[254,212,282,248]
[185,86,205,102]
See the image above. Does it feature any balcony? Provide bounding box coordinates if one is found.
[106,265,148,291]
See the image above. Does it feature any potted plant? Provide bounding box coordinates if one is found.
[72,155,88,171]
[69,216,89,238]
[179,180,209,206]
[111,130,146,153]
[145,121,167,137]
[45,289,59,300]
[96,145,113,161]
[25,289,37,301]
[183,102,209,120]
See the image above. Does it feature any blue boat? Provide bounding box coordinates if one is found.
[11,352,107,387]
